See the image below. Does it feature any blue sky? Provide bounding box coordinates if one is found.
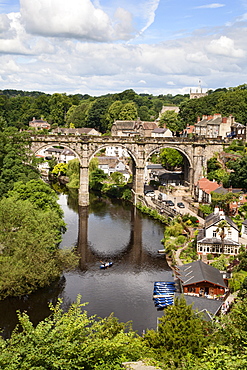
[0,0,247,96]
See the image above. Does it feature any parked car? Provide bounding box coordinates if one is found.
[177,202,185,208]
[165,200,175,206]
[146,191,155,197]
[158,192,167,201]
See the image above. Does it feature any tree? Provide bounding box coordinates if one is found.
[66,158,80,189]
[159,148,183,170]
[0,128,40,197]
[119,102,138,120]
[51,162,68,177]
[144,296,209,367]
[229,156,247,189]
[215,220,230,254]
[110,171,125,185]
[65,101,91,128]
[159,110,184,133]
[89,168,108,191]
[106,100,123,125]
[7,179,63,217]
[0,296,146,369]
[211,192,239,215]
[0,197,77,298]
[87,97,112,133]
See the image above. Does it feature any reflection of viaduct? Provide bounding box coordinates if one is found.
[77,206,168,270]
[30,135,226,206]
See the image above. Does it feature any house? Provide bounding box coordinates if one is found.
[181,125,195,137]
[42,147,76,163]
[29,117,51,130]
[175,260,228,298]
[52,127,101,136]
[105,146,129,158]
[96,156,130,181]
[151,127,173,138]
[111,120,158,137]
[145,164,183,185]
[197,208,240,256]
[159,105,180,117]
[194,178,221,203]
[194,114,237,139]
[228,122,246,140]
[241,220,247,239]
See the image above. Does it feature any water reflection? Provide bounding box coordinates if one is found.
[0,192,172,338]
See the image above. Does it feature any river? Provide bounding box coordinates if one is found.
[0,192,172,338]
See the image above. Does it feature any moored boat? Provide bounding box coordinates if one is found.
[100,261,113,269]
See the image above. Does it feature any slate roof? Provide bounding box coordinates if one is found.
[242,219,247,225]
[176,260,227,288]
[152,127,168,133]
[204,212,238,230]
[174,293,223,320]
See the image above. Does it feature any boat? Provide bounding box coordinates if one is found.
[158,249,166,254]
[100,261,113,269]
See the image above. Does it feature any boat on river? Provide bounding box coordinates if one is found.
[100,261,113,269]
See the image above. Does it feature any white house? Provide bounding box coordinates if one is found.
[151,127,173,138]
[105,146,129,158]
[97,156,130,181]
[197,208,240,256]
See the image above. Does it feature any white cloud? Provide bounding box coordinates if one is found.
[195,3,225,9]
[138,0,160,35]
[20,0,134,41]
[206,36,245,58]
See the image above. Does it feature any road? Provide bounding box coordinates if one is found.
[145,190,204,225]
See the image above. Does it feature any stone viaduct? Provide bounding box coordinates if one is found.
[30,134,226,206]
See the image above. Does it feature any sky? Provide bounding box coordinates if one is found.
[0,0,247,96]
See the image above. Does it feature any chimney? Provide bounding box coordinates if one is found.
[213,113,221,119]
[222,117,227,123]
[207,115,213,120]
[214,207,220,214]
[197,116,201,123]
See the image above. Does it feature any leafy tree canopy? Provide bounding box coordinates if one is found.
[159,148,183,170]
[0,296,146,369]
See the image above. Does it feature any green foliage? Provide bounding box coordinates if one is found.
[7,179,63,217]
[119,102,138,120]
[159,148,183,170]
[51,162,68,176]
[211,192,239,215]
[89,168,108,191]
[0,296,146,369]
[229,156,247,189]
[224,139,246,155]
[159,110,184,133]
[0,197,77,298]
[207,157,221,173]
[144,296,210,368]
[110,171,125,185]
[229,270,247,292]
[218,297,247,353]
[211,254,228,271]
[136,203,169,224]
[199,204,213,216]
[66,158,80,189]
[0,128,40,197]
[207,168,230,187]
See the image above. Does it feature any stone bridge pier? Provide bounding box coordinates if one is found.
[29,135,226,207]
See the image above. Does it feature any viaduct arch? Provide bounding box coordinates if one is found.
[30,135,226,206]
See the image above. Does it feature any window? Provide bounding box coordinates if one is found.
[213,230,217,238]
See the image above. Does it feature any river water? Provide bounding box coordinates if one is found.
[0,192,172,338]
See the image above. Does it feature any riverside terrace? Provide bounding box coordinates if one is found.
[29,134,227,206]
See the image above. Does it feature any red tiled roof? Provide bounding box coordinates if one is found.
[196,178,221,194]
